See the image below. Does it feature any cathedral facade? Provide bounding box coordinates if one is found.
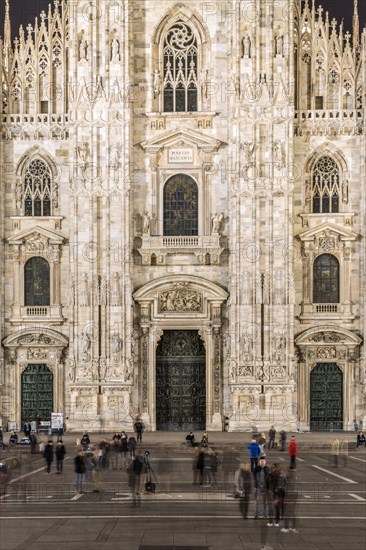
[0,0,365,432]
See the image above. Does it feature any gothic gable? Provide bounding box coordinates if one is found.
[138,127,226,153]
[297,222,358,244]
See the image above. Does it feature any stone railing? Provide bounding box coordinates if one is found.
[295,109,363,135]
[137,235,226,266]
[315,304,339,313]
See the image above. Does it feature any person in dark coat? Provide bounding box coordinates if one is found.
[134,420,144,443]
[128,436,137,458]
[237,462,252,519]
[356,432,366,447]
[43,440,54,474]
[253,456,270,518]
[74,450,85,493]
[267,462,286,526]
[127,455,144,508]
[280,430,287,451]
[196,448,205,485]
[55,441,66,473]
[29,432,37,454]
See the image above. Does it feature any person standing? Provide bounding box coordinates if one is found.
[134,420,144,443]
[247,437,261,473]
[74,450,86,493]
[43,440,54,474]
[288,435,298,470]
[237,462,252,519]
[331,437,339,468]
[280,430,287,451]
[281,468,299,533]
[253,456,270,519]
[55,440,66,473]
[128,435,137,458]
[29,432,37,454]
[127,455,144,508]
[196,448,205,485]
[267,463,286,527]
[268,426,276,449]
[0,428,4,451]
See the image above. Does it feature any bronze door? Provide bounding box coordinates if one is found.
[310,363,343,430]
[21,364,53,423]
[156,330,206,431]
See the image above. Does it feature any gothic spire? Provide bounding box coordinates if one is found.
[353,0,359,48]
[4,0,11,70]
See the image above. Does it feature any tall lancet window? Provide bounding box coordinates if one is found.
[312,156,340,214]
[163,21,198,112]
[24,159,52,216]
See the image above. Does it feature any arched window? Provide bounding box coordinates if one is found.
[163,175,198,236]
[311,156,340,213]
[163,21,198,112]
[24,159,52,216]
[24,257,50,306]
[313,254,339,304]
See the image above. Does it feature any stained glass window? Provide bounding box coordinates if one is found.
[312,156,340,213]
[163,175,198,236]
[313,254,339,304]
[24,257,50,306]
[24,159,52,216]
[163,21,198,112]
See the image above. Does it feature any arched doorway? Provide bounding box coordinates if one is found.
[310,363,343,430]
[156,330,206,430]
[21,364,53,424]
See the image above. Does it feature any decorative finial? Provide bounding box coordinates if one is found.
[4,0,12,71]
[353,0,360,49]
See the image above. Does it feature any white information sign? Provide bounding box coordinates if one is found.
[168,148,194,164]
[51,412,64,430]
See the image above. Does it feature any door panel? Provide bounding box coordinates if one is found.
[21,364,53,423]
[310,363,343,430]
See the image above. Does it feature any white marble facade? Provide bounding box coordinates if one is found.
[0,0,365,432]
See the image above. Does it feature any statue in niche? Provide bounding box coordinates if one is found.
[211,213,223,235]
[111,36,120,61]
[125,358,134,382]
[15,182,22,210]
[240,336,252,362]
[110,273,121,306]
[242,34,251,58]
[111,333,122,355]
[81,331,91,362]
[200,69,209,99]
[275,32,284,57]
[79,273,89,307]
[342,178,349,203]
[142,211,150,236]
[153,70,161,98]
[79,33,88,61]
[273,141,285,169]
[67,356,76,383]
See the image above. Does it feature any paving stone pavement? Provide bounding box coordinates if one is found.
[0,430,365,550]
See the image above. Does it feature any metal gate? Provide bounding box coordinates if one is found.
[21,364,53,424]
[310,363,343,430]
[156,330,206,431]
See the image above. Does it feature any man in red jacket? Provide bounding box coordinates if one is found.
[288,436,298,470]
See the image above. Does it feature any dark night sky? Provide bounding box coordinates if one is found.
[0,1,365,40]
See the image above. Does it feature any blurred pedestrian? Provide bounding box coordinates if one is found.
[268,426,276,449]
[254,456,270,519]
[134,420,144,443]
[237,462,252,519]
[340,439,348,467]
[356,432,366,447]
[127,455,144,508]
[196,447,205,485]
[80,432,90,451]
[280,429,287,451]
[43,440,54,474]
[247,437,261,473]
[267,462,286,527]
[281,468,299,533]
[55,440,66,473]
[29,432,37,454]
[128,435,137,458]
[288,435,298,470]
[331,437,339,468]
[74,450,85,493]
[200,433,209,447]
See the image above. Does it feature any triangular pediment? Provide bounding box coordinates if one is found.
[138,127,226,152]
[8,226,65,246]
[297,222,357,242]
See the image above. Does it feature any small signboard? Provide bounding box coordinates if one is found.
[168,147,194,164]
[51,413,64,430]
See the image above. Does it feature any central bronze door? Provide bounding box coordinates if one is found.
[310,363,343,430]
[156,330,206,431]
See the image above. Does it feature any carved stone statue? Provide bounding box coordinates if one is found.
[273,141,285,168]
[153,70,161,98]
[342,178,349,203]
[111,332,122,354]
[76,143,89,174]
[111,36,120,61]
[242,34,251,58]
[15,181,22,210]
[79,34,88,61]
[125,358,134,382]
[275,32,284,57]
[142,211,150,236]
[67,356,76,383]
[81,332,91,362]
[111,273,121,306]
[211,213,223,235]
[200,69,209,99]
[80,273,89,307]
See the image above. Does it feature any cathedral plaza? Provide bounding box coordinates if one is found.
[0,0,366,436]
